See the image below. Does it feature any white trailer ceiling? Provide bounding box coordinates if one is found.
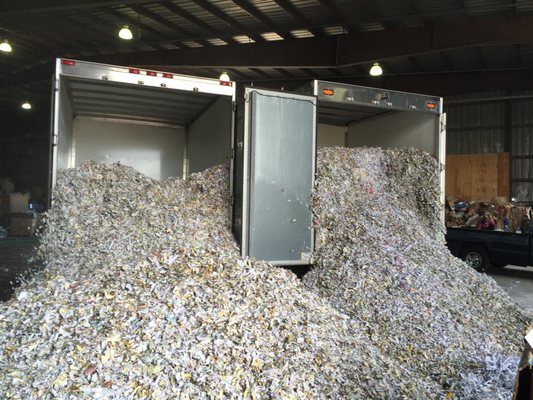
[63,76,219,126]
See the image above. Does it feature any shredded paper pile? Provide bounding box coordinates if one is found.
[0,161,435,399]
[305,147,530,399]
[0,148,530,399]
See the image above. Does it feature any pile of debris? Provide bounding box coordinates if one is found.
[0,147,530,399]
[304,147,530,399]
[0,161,438,399]
[445,196,531,232]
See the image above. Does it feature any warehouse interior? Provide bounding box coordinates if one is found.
[1,1,533,203]
[0,1,531,192]
[1,1,533,398]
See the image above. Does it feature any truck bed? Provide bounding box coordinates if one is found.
[446,227,532,268]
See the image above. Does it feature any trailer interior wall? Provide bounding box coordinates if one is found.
[317,123,346,147]
[56,82,74,171]
[73,117,185,180]
[187,97,233,174]
[347,111,440,157]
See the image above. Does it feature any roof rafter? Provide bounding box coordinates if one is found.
[316,0,351,32]
[361,0,388,30]
[226,68,254,80]
[336,69,533,96]
[440,52,455,70]
[3,16,533,88]
[406,0,428,25]
[0,31,52,58]
[274,68,296,78]
[249,68,273,79]
[0,0,155,15]
[158,1,239,44]
[408,56,423,72]
[476,46,486,69]
[336,16,533,66]
[188,0,263,43]
[106,8,172,48]
[300,68,316,77]
[273,0,321,36]
[52,14,125,56]
[232,0,290,40]
[129,5,206,44]
[70,11,153,54]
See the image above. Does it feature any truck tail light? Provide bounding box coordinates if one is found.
[162,73,173,79]
[425,102,437,110]
[129,68,140,74]
[146,71,157,77]
[220,81,232,87]
[61,59,76,66]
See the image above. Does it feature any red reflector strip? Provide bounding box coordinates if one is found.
[146,71,157,77]
[61,59,76,66]
[425,102,437,110]
[129,68,140,74]
[162,73,173,79]
[220,81,232,87]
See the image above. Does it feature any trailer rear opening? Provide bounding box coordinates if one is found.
[51,59,235,188]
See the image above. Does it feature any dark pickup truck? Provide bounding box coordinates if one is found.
[446,225,533,271]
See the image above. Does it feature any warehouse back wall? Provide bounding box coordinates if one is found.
[0,112,49,204]
[446,91,533,202]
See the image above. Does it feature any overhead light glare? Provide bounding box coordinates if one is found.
[118,25,133,40]
[21,101,31,110]
[0,40,12,53]
[219,71,230,82]
[369,62,383,76]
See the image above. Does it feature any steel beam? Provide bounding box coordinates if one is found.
[330,70,533,96]
[86,36,337,67]
[158,1,240,45]
[232,0,290,40]
[0,1,152,15]
[336,16,533,66]
[84,16,533,68]
[272,0,321,36]
[188,0,263,43]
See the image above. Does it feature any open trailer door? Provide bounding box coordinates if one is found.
[239,87,316,265]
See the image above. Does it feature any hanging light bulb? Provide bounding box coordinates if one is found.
[21,101,32,110]
[219,71,230,82]
[369,62,383,76]
[0,40,12,53]
[118,25,133,40]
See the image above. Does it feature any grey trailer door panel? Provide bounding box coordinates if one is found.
[242,88,316,265]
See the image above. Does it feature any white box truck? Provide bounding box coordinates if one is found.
[51,59,444,267]
[50,59,316,266]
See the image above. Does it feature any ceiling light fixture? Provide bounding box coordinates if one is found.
[0,40,12,53]
[219,71,230,82]
[21,101,31,110]
[369,62,383,76]
[118,25,133,40]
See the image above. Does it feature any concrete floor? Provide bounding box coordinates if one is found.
[0,237,39,301]
[489,265,533,314]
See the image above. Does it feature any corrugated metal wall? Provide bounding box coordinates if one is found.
[446,90,533,201]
